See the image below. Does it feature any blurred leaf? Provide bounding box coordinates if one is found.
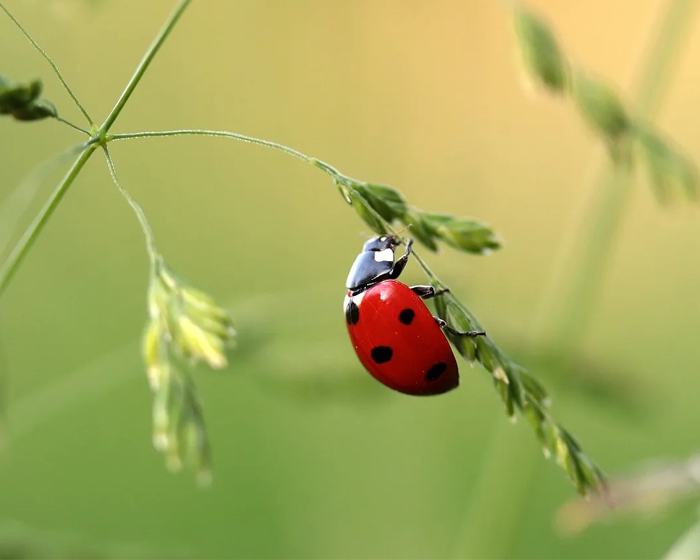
[354,183,407,222]
[0,522,106,559]
[636,125,698,202]
[513,6,569,93]
[0,76,41,113]
[403,208,439,251]
[558,454,700,536]
[572,70,630,153]
[0,75,56,122]
[0,520,176,559]
[424,214,501,255]
[11,99,57,121]
[510,5,699,189]
[664,521,700,560]
[347,189,389,235]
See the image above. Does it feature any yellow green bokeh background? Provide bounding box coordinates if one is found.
[2,1,700,558]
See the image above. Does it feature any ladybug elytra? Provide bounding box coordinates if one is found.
[344,234,485,396]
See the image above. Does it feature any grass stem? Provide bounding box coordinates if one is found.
[110,130,313,164]
[55,117,91,136]
[0,144,97,299]
[102,147,158,261]
[0,1,94,126]
[100,0,192,133]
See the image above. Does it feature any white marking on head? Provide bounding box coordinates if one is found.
[374,248,394,262]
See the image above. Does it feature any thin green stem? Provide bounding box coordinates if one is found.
[101,147,158,261]
[451,418,540,559]
[0,144,97,299]
[109,130,314,165]
[110,130,436,286]
[0,1,94,126]
[110,131,451,294]
[411,250,443,284]
[100,0,192,133]
[55,117,91,136]
[110,129,476,311]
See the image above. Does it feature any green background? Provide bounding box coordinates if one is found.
[1,0,700,558]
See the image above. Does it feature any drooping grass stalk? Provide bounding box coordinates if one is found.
[110,131,445,281]
[108,125,606,495]
[0,2,94,126]
[110,130,313,164]
[102,146,158,260]
[454,1,698,558]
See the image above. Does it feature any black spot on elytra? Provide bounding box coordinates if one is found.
[398,308,415,325]
[425,362,447,381]
[371,346,393,364]
[345,300,360,325]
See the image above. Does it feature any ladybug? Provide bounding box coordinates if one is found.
[344,234,485,396]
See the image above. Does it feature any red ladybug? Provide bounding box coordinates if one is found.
[344,234,485,396]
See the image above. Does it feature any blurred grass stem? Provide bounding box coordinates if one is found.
[664,518,700,560]
[0,142,90,259]
[455,1,698,557]
[0,145,97,299]
[533,0,699,352]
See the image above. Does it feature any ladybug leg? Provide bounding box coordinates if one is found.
[434,317,485,337]
[357,239,414,289]
[410,285,450,300]
[386,238,414,280]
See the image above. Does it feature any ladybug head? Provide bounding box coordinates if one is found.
[347,234,405,292]
[362,235,400,252]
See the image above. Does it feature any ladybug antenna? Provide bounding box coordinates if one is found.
[359,225,412,242]
[392,223,412,242]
